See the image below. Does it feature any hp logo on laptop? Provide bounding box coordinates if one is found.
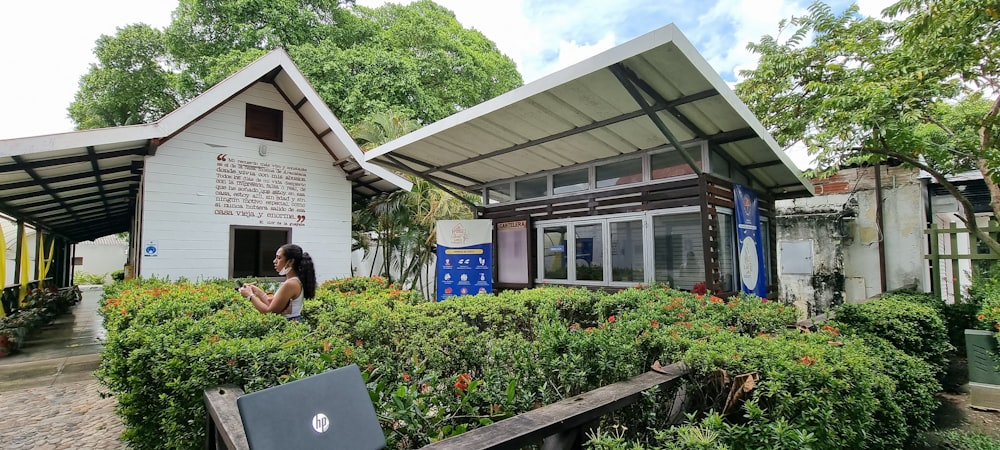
[312,413,330,433]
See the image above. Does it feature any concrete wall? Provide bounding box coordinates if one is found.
[137,82,353,282]
[776,165,929,317]
[74,236,128,283]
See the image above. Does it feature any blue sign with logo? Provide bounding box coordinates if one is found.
[733,184,767,298]
[436,220,493,301]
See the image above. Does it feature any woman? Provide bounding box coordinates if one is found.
[238,244,316,320]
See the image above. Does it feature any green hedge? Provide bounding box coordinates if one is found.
[98,280,942,449]
[832,295,953,378]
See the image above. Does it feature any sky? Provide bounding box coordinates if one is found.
[0,0,898,168]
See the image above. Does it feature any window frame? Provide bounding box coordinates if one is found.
[228,225,292,278]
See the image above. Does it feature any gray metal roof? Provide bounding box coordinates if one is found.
[366,24,813,201]
[0,49,409,243]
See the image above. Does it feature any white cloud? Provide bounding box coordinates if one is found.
[0,0,176,139]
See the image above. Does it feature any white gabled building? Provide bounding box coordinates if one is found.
[0,49,410,286]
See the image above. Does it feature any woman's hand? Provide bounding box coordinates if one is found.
[238,283,255,299]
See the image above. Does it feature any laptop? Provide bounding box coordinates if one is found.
[237,364,386,450]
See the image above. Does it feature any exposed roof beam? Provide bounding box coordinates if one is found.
[0,146,146,173]
[15,185,134,211]
[411,86,721,178]
[742,160,785,170]
[385,154,479,212]
[619,65,712,140]
[86,146,113,217]
[2,175,140,202]
[10,155,83,224]
[0,164,135,191]
[609,63,702,176]
[393,152,484,186]
[707,128,756,146]
[23,191,133,216]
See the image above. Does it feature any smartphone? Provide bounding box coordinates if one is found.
[234,280,244,292]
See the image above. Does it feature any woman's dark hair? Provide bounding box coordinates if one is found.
[280,244,316,299]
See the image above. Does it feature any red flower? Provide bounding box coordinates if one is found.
[978,314,986,321]
[454,380,468,391]
[650,320,660,328]
[821,325,841,336]
[356,339,363,347]
[709,296,723,303]
[800,355,815,366]
[402,373,411,382]
[608,315,616,323]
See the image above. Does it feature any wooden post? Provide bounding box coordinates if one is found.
[203,384,249,450]
[950,223,961,303]
[929,223,941,300]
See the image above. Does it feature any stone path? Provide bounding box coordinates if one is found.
[0,286,126,449]
[0,377,124,449]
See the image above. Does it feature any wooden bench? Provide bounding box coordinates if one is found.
[204,362,688,450]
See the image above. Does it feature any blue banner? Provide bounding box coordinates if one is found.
[436,220,493,301]
[733,184,767,298]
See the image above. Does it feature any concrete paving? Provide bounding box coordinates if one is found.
[0,286,125,449]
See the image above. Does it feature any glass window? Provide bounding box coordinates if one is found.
[553,169,589,194]
[651,148,701,179]
[574,224,603,281]
[515,177,547,200]
[487,184,511,204]
[709,149,730,177]
[542,226,568,280]
[652,213,703,289]
[610,220,643,282]
[595,158,642,188]
[717,211,736,292]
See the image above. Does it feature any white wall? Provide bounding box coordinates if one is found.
[74,236,128,283]
[776,166,929,317]
[138,83,353,282]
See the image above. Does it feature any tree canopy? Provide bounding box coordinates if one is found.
[736,0,1000,253]
[69,0,523,130]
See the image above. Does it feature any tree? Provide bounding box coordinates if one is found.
[350,110,478,296]
[736,1,1000,254]
[68,24,180,129]
[70,0,523,129]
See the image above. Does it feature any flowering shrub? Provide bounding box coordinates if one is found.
[98,278,941,449]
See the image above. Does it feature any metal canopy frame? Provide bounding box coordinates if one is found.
[365,24,813,202]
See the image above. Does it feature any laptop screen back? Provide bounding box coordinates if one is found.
[237,364,385,450]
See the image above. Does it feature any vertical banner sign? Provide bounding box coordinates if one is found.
[437,220,493,301]
[733,184,767,298]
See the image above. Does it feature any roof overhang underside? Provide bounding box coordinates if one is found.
[366,24,813,202]
[0,51,405,243]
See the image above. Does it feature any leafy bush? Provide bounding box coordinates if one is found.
[73,271,107,285]
[98,279,942,450]
[833,296,953,378]
[886,290,979,353]
[1,286,82,353]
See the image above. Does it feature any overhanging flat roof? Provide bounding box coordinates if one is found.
[366,23,813,201]
[0,49,410,243]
